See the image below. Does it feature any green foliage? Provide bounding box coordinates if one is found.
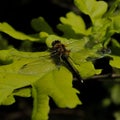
[0,22,39,41]
[111,84,120,105]
[114,111,120,120]
[0,0,120,120]
[74,0,108,22]
[31,17,54,34]
[57,12,91,37]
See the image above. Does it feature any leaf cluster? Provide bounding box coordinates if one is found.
[0,0,120,120]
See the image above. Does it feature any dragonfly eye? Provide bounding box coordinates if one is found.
[52,40,61,47]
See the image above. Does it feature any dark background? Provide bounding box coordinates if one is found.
[0,0,73,33]
[0,0,116,120]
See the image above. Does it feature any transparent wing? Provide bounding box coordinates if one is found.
[19,54,57,76]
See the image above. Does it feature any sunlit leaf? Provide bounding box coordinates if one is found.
[57,12,90,37]
[0,22,39,41]
[1,94,15,105]
[79,62,101,79]
[109,55,120,68]
[13,87,31,97]
[0,0,119,119]
[0,47,81,120]
[32,86,50,120]
[110,15,120,33]
[74,0,108,22]
[31,66,81,120]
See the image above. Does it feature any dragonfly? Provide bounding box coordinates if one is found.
[50,40,82,82]
[19,40,82,82]
[19,39,111,82]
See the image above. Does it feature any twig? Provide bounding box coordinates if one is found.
[84,74,120,83]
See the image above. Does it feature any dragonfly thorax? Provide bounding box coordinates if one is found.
[51,40,70,58]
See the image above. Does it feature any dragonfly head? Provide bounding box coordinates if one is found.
[52,40,61,47]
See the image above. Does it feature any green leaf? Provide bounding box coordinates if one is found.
[68,56,101,79]
[110,15,120,33]
[32,86,50,120]
[110,39,120,56]
[102,98,111,107]
[0,71,38,105]
[13,87,31,97]
[57,12,90,37]
[111,84,120,105]
[0,49,51,105]
[0,47,81,120]
[90,19,111,43]
[109,55,120,68]
[0,22,39,41]
[1,87,31,105]
[31,66,81,120]
[114,111,120,120]
[106,0,120,17]
[1,94,15,105]
[35,66,81,107]
[0,34,8,49]
[45,34,89,50]
[111,39,120,48]
[0,85,14,105]
[31,17,54,34]
[74,0,108,22]
[78,61,101,79]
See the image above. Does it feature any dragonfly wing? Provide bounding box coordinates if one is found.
[19,57,56,77]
